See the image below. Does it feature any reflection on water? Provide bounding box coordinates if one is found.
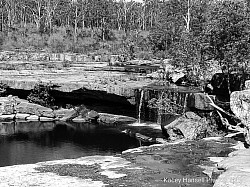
[0,121,139,167]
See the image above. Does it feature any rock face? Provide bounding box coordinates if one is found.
[98,113,137,126]
[230,90,250,144]
[214,149,250,187]
[0,96,134,125]
[16,102,55,118]
[187,93,214,111]
[162,112,207,140]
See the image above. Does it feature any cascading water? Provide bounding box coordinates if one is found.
[138,89,144,123]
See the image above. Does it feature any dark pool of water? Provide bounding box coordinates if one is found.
[0,121,141,167]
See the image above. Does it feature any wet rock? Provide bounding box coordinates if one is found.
[187,93,214,111]
[98,113,137,126]
[15,102,55,118]
[162,114,208,140]
[230,90,250,144]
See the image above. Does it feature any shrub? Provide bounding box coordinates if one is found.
[26,34,46,50]
[48,33,67,53]
[136,51,154,60]
[27,82,55,107]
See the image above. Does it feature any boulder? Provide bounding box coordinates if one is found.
[87,110,99,120]
[0,102,15,115]
[0,114,15,121]
[39,117,55,122]
[15,113,30,119]
[162,112,208,140]
[26,115,39,121]
[54,108,75,119]
[15,102,55,118]
[72,117,88,123]
[60,105,94,122]
[185,111,202,120]
[0,96,26,115]
[60,109,78,121]
[98,113,137,126]
[187,93,214,111]
[230,90,250,144]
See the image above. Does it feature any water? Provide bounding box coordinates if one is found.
[0,121,140,167]
[138,89,144,123]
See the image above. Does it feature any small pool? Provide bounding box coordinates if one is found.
[0,121,141,167]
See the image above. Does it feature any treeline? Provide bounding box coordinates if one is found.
[0,0,250,80]
[0,0,161,34]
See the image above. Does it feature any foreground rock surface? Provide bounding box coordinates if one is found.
[214,148,250,187]
[0,138,237,187]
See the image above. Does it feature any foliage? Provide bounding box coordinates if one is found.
[48,32,68,53]
[27,82,55,108]
[0,83,8,96]
[148,91,185,115]
[204,1,250,72]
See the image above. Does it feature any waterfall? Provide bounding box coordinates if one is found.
[138,89,144,123]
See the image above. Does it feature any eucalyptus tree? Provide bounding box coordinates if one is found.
[203,0,250,94]
[44,0,60,34]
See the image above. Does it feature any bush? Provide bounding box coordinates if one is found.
[27,82,55,107]
[26,34,46,50]
[48,33,67,53]
[136,51,154,60]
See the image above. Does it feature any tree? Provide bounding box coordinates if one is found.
[204,0,250,94]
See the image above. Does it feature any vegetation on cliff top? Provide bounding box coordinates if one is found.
[0,0,250,81]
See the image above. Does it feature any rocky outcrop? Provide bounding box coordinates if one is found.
[162,112,208,140]
[16,102,55,118]
[230,90,250,144]
[214,148,250,187]
[0,96,135,126]
[98,113,137,126]
[0,51,130,63]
